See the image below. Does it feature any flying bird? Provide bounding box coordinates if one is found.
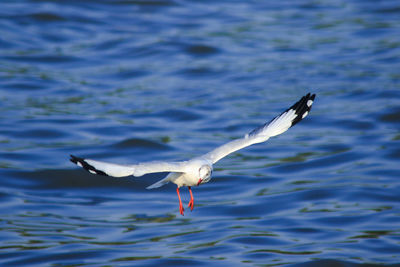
[70,93,315,215]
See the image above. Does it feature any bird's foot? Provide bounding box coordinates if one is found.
[176,187,185,216]
[187,186,194,211]
[188,199,194,211]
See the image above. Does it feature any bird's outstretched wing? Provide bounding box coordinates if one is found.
[70,155,187,177]
[203,93,316,164]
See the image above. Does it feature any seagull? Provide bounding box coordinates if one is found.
[70,93,315,215]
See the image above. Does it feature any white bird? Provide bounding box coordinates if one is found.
[70,93,315,215]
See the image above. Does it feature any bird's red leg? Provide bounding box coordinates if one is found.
[176,187,184,216]
[187,186,194,211]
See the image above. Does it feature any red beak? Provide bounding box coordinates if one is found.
[197,178,202,186]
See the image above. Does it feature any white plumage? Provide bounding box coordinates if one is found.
[71,93,316,215]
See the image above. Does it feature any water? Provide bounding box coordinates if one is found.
[1,0,400,266]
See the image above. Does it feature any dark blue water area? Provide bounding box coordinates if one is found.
[1,0,400,266]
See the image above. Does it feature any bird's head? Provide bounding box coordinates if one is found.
[197,165,212,186]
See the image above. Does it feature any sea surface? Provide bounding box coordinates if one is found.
[1,0,400,266]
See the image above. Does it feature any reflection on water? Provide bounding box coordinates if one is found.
[1,0,400,266]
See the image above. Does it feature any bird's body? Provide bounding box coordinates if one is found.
[147,157,212,189]
[71,93,316,215]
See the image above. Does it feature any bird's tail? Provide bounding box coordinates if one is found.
[146,172,182,189]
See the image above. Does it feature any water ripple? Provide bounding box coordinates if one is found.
[1,0,400,266]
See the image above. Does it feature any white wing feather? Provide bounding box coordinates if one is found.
[203,93,315,164]
[71,93,315,181]
[70,155,187,177]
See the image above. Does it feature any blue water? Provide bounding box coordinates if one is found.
[1,0,400,266]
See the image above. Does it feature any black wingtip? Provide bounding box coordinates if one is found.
[70,154,108,176]
[308,93,316,103]
[70,154,80,164]
[290,92,316,127]
[247,93,316,138]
